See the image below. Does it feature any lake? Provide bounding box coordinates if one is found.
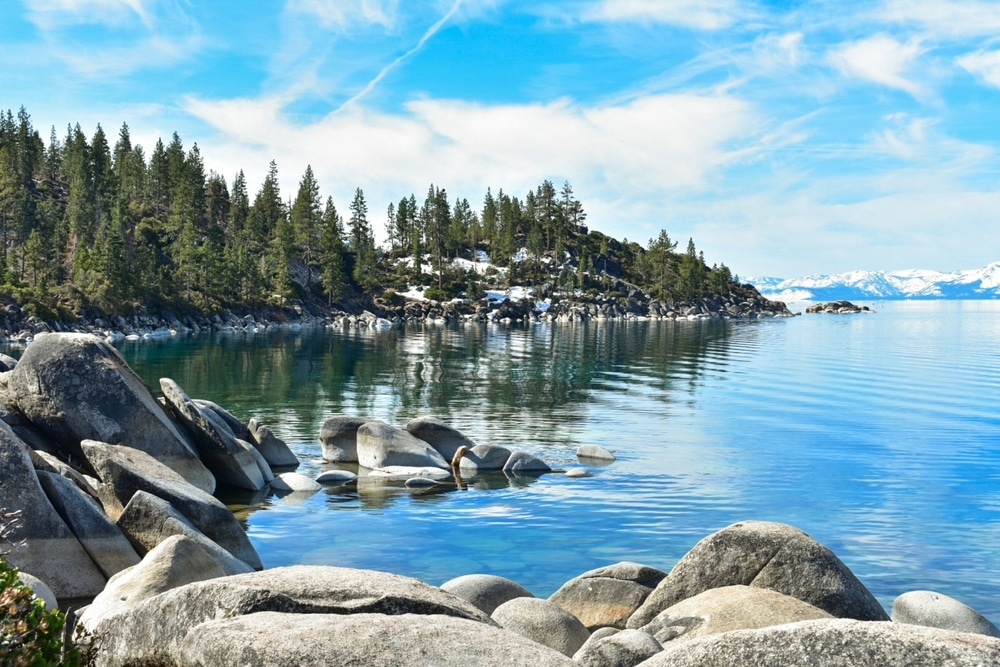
[115,300,1000,620]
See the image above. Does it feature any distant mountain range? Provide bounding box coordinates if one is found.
[748,262,1000,302]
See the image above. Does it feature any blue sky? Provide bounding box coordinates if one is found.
[2,0,1000,277]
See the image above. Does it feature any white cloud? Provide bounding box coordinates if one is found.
[958,49,1000,87]
[878,0,1000,39]
[582,0,743,30]
[26,0,152,28]
[285,0,399,31]
[752,32,806,71]
[827,34,928,99]
[182,91,758,244]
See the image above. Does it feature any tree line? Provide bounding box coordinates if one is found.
[0,107,733,317]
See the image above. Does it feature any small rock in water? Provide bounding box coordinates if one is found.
[315,470,358,485]
[576,444,616,462]
[367,466,452,480]
[271,473,322,493]
[565,467,591,478]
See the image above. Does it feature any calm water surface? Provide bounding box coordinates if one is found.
[116,301,1000,619]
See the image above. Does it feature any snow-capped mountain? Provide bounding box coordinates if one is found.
[748,262,1000,301]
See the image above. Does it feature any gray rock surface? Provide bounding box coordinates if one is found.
[573,628,662,667]
[577,444,616,461]
[181,611,577,667]
[406,415,478,461]
[239,437,273,482]
[457,444,512,472]
[115,490,255,576]
[0,421,107,600]
[91,565,496,666]
[549,561,666,630]
[15,571,58,611]
[193,399,251,440]
[79,534,231,632]
[248,418,299,469]
[81,440,262,570]
[160,378,265,491]
[36,470,141,579]
[628,520,888,628]
[29,448,101,498]
[640,618,1000,666]
[440,573,535,615]
[892,590,1000,637]
[639,585,833,644]
[492,596,591,657]
[357,420,450,470]
[318,415,370,463]
[503,450,552,474]
[5,333,214,493]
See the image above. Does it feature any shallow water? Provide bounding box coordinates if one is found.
[115,301,1000,619]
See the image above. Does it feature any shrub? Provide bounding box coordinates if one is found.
[0,511,93,666]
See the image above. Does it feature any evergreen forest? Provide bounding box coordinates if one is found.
[0,107,735,320]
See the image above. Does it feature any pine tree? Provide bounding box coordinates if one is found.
[291,165,322,288]
[348,188,377,291]
[319,196,347,305]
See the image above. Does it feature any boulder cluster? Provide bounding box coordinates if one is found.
[2,333,998,666]
[0,282,793,343]
[381,281,794,325]
[806,300,874,314]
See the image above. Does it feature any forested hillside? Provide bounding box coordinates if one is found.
[0,107,735,320]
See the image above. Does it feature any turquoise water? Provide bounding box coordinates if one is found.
[116,301,1000,620]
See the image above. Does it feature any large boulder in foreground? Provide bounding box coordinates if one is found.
[160,378,265,491]
[440,573,535,615]
[5,333,214,493]
[81,440,262,570]
[80,534,232,632]
[91,565,495,666]
[549,561,666,630]
[628,521,888,628]
[639,585,833,644]
[892,590,1000,637]
[406,416,478,461]
[115,490,254,576]
[641,618,1000,666]
[573,628,663,667]
[357,420,449,470]
[492,596,591,657]
[181,611,576,667]
[0,421,106,600]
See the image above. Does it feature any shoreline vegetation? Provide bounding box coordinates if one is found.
[0,106,793,344]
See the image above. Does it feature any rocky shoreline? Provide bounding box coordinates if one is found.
[0,281,794,344]
[3,333,998,666]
